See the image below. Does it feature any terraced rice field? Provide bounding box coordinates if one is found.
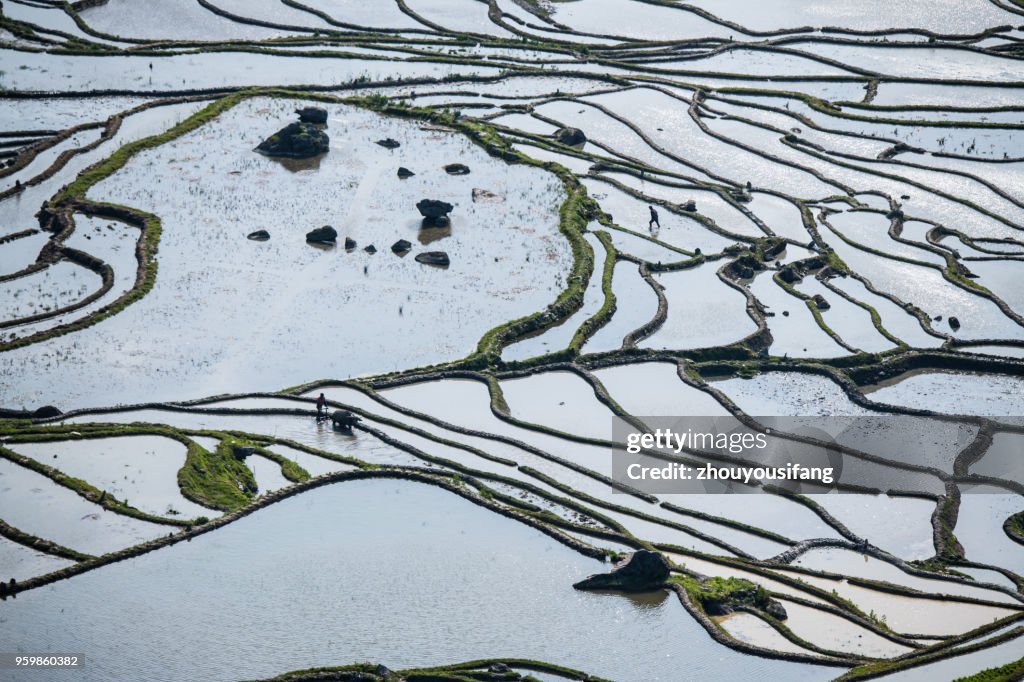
[0,1,1023,680]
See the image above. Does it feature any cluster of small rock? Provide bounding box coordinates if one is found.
[249,109,486,267]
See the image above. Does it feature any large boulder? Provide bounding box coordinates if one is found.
[247,229,270,241]
[255,122,329,159]
[415,251,450,267]
[306,225,338,244]
[725,254,764,281]
[554,126,586,146]
[573,550,670,592]
[295,106,328,124]
[391,239,412,255]
[766,600,788,620]
[444,163,470,175]
[777,263,801,283]
[32,405,62,419]
[760,238,787,260]
[397,167,415,178]
[417,199,454,227]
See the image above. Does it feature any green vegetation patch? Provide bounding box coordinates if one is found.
[952,656,1024,682]
[671,574,770,616]
[177,436,258,512]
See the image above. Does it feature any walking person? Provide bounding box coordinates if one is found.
[648,205,660,231]
[316,392,327,421]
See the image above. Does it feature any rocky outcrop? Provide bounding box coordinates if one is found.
[685,575,783,618]
[417,199,454,227]
[32,405,62,419]
[554,127,586,146]
[949,316,961,331]
[778,263,801,283]
[364,244,377,254]
[725,254,765,281]
[295,107,328,124]
[811,293,830,310]
[397,167,415,178]
[766,600,788,620]
[306,225,337,244]
[391,239,412,254]
[444,163,470,175]
[344,237,357,250]
[760,238,787,261]
[573,550,670,591]
[415,251,450,267]
[247,230,270,241]
[255,122,329,159]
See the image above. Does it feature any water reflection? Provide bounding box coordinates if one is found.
[0,480,832,682]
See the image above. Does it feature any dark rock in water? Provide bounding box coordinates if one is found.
[415,251,450,267]
[247,229,270,241]
[811,293,830,310]
[364,244,377,254]
[488,663,512,674]
[949,316,961,331]
[778,264,801,283]
[295,106,328,124]
[372,663,395,679]
[766,600,788,621]
[255,122,329,159]
[417,198,454,227]
[306,225,337,244]
[376,138,400,149]
[761,239,786,260]
[574,550,670,592]
[554,126,586,146]
[886,208,905,221]
[683,199,697,212]
[397,167,415,178]
[231,445,256,460]
[331,410,361,430]
[32,405,62,419]
[444,163,470,175]
[391,239,412,254]
[417,199,454,219]
[725,254,764,281]
[344,237,357,250]
[782,310,790,317]
[472,188,504,203]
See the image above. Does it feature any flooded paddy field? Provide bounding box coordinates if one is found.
[1,0,1023,680]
